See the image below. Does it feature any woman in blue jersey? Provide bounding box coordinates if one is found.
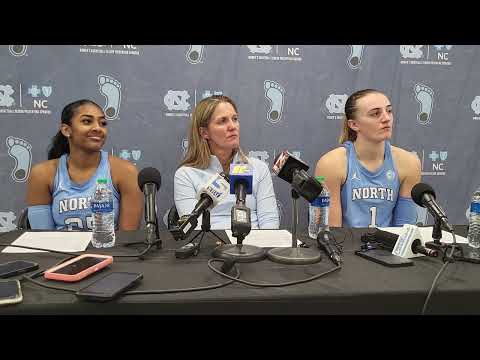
[26,99,143,230]
[174,95,279,229]
[314,89,421,228]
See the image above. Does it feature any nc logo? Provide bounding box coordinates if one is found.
[400,45,424,59]
[0,211,16,232]
[164,90,190,111]
[247,45,272,54]
[472,96,480,115]
[326,94,348,114]
[248,150,269,163]
[0,85,15,107]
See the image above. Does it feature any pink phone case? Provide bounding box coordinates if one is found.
[44,254,113,282]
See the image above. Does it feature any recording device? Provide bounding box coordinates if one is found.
[138,167,162,227]
[171,173,230,240]
[411,183,453,232]
[365,227,438,259]
[272,150,322,202]
[44,254,113,282]
[0,280,22,306]
[75,272,143,302]
[355,249,414,267]
[229,164,253,240]
[0,260,39,278]
[175,242,200,259]
[316,230,342,266]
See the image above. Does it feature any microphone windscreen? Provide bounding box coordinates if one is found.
[411,182,435,207]
[138,167,162,191]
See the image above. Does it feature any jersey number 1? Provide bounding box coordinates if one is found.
[369,207,377,228]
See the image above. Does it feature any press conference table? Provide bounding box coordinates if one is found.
[0,226,478,315]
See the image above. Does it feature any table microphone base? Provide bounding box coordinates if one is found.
[212,244,266,263]
[267,247,322,265]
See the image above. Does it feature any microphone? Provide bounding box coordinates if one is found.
[272,150,322,202]
[229,164,253,205]
[229,164,253,241]
[172,173,230,240]
[138,167,162,227]
[411,183,453,232]
[316,230,342,265]
[372,227,439,258]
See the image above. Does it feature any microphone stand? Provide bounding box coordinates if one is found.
[183,210,227,251]
[267,189,322,265]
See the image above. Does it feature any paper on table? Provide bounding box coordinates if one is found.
[224,229,302,248]
[1,231,92,253]
[378,227,468,244]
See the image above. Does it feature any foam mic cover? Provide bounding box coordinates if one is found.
[411,183,436,207]
[138,167,162,191]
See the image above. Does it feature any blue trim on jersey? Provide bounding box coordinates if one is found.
[51,151,120,230]
[340,141,400,227]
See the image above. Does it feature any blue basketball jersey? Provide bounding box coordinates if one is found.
[51,150,120,230]
[340,141,400,228]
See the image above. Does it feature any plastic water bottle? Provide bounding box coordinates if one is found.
[467,189,480,249]
[308,176,330,239]
[91,178,115,248]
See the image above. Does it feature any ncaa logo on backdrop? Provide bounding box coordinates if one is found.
[400,45,452,66]
[98,75,121,120]
[6,136,32,183]
[0,211,16,232]
[80,45,140,56]
[264,80,285,124]
[347,45,365,70]
[246,45,302,62]
[323,93,348,120]
[9,45,28,57]
[413,83,434,126]
[185,46,205,64]
[471,96,480,120]
[412,149,448,176]
[0,82,52,115]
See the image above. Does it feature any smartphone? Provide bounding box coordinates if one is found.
[44,254,113,282]
[0,260,39,278]
[75,272,143,302]
[355,249,414,267]
[0,280,23,306]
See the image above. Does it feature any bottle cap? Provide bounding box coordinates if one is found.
[96,178,107,184]
[315,176,325,183]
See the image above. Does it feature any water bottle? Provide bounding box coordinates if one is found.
[467,188,480,249]
[308,176,330,239]
[91,178,115,248]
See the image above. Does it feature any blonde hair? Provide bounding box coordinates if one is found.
[180,95,248,170]
[338,89,384,144]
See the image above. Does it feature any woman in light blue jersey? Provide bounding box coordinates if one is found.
[174,95,279,229]
[26,99,143,230]
[315,89,421,228]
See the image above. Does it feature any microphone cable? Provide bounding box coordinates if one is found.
[207,258,341,287]
[421,231,459,315]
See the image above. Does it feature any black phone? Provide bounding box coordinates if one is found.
[355,249,414,267]
[75,272,143,302]
[0,280,23,306]
[0,260,39,278]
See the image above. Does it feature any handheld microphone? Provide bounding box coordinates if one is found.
[272,150,322,202]
[372,226,439,258]
[138,167,162,227]
[171,173,230,240]
[317,230,342,265]
[411,183,453,232]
